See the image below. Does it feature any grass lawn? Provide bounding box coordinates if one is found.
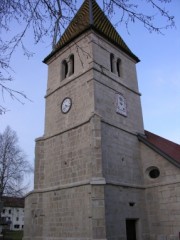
[2,230,23,240]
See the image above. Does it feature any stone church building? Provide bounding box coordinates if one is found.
[23,0,180,240]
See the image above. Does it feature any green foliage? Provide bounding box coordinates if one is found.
[3,230,23,240]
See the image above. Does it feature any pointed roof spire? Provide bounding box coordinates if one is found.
[44,0,139,63]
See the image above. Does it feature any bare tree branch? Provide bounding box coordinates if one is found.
[103,0,175,33]
[0,0,175,113]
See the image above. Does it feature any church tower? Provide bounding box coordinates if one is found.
[23,0,149,239]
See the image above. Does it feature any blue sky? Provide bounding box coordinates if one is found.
[1,0,180,190]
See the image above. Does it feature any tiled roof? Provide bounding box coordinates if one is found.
[138,130,180,166]
[2,196,25,208]
[44,0,139,63]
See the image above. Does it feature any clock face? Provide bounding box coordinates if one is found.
[61,97,72,113]
[116,93,127,116]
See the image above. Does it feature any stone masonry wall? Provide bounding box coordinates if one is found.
[140,143,180,240]
[23,192,44,240]
[24,111,105,239]
[38,122,93,189]
[44,32,94,138]
[34,112,103,190]
[34,139,45,189]
[24,185,97,240]
[91,32,144,135]
[90,32,148,240]
[104,185,149,240]
[91,32,139,92]
[101,123,144,186]
[44,71,94,138]
[42,185,93,240]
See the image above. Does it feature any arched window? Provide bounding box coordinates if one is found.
[110,53,115,73]
[62,60,68,80]
[69,54,74,76]
[117,58,121,77]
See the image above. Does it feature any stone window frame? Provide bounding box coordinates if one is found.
[110,53,122,77]
[61,59,68,80]
[146,166,160,180]
[61,54,75,80]
[116,58,121,77]
[69,54,74,76]
[110,53,115,73]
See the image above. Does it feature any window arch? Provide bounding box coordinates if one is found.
[110,53,115,73]
[117,58,121,77]
[62,60,68,80]
[69,54,74,76]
